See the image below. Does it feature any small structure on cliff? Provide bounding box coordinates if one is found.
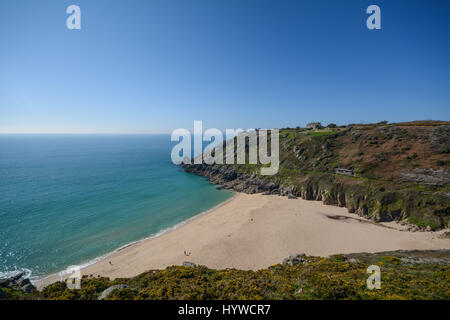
[334,168,355,176]
[306,122,323,130]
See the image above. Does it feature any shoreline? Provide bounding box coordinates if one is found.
[34,192,237,287]
[35,192,450,290]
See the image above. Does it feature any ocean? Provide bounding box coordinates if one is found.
[0,134,234,280]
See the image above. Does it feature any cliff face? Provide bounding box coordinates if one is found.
[183,121,450,230]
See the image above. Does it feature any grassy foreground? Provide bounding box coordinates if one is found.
[3,250,449,300]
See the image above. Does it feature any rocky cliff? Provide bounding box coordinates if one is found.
[183,121,450,230]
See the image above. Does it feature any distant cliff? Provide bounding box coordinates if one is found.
[183,121,450,230]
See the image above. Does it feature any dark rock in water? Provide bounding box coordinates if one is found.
[0,288,7,300]
[98,284,129,300]
[183,261,197,268]
[282,254,307,266]
[10,272,24,282]
[0,272,37,292]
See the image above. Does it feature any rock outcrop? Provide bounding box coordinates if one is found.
[182,261,197,268]
[400,168,450,186]
[183,164,279,194]
[430,125,450,153]
[282,254,308,266]
[0,272,36,294]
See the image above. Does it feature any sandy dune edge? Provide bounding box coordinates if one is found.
[37,193,449,289]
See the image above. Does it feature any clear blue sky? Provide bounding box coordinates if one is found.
[0,0,449,133]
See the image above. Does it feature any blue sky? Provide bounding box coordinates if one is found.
[0,0,449,133]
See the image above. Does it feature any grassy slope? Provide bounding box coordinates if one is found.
[5,250,449,300]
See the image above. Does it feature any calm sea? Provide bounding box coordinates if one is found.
[0,134,233,279]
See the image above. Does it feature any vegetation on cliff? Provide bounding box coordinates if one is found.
[2,250,449,300]
[183,121,450,230]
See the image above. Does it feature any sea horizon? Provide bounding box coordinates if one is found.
[0,134,234,280]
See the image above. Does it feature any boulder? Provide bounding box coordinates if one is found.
[21,283,36,293]
[282,254,307,266]
[17,278,31,288]
[10,272,24,281]
[183,261,197,268]
[342,256,360,264]
[279,185,297,197]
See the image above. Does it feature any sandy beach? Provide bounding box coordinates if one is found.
[37,193,450,289]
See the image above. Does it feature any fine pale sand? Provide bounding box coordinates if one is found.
[37,193,450,289]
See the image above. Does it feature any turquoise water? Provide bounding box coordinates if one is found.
[0,135,233,279]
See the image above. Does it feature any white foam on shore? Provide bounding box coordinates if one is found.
[0,268,33,280]
[35,192,237,286]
